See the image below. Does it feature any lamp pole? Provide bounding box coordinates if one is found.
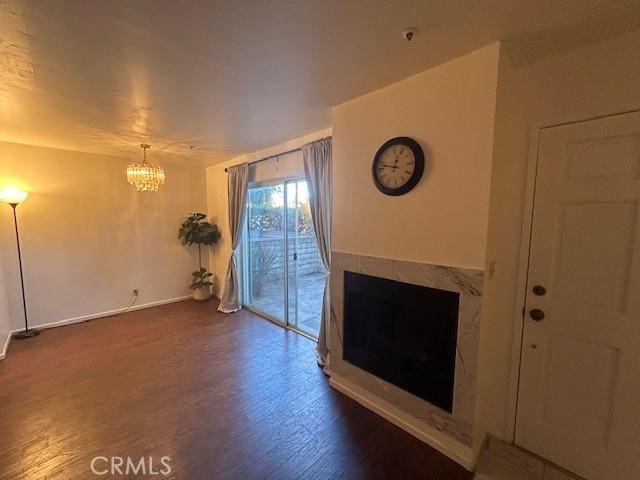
[8,201,38,339]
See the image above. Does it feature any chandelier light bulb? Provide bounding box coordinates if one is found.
[126,144,166,192]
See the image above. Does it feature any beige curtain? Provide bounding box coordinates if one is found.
[218,163,249,313]
[303,137,332,366]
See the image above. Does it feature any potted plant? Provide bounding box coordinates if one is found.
[178,213,221,301]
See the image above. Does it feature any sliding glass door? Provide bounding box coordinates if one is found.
[243,179,324,338]
[285,181,325,336]
[245,184,286,323]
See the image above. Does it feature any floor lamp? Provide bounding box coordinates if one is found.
[0,188,39,339]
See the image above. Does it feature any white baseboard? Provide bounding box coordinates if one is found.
[329,373,474,470]
[0,295,191,360]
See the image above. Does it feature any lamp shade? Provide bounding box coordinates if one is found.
[0,187,29,205]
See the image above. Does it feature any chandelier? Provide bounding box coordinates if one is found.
[127,144,166,192]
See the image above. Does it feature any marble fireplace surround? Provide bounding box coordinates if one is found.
[328,251,483,468]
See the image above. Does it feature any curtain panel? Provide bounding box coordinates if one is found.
[303,137,332,366]
[218,163,249,313]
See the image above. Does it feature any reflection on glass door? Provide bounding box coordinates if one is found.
[245,184,286,323]
[243,179,325,338]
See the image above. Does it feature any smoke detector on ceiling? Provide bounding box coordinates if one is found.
[402,29,417,42]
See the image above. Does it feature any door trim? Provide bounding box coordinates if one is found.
[505,107,640,444]
[504,125,541,443]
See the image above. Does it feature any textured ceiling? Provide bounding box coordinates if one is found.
[0,0,638,165]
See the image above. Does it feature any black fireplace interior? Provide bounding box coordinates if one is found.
[343,271,459,413]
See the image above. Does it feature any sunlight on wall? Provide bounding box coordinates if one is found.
[0,141,208,330]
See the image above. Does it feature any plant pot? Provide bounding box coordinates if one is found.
[192,285,211,301]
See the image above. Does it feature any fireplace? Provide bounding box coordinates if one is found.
[343,271,459,412]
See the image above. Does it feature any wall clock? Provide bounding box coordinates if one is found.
[372,137,425,196]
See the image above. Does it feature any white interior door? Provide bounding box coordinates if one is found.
[516,111,640,480]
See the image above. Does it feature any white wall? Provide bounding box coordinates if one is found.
[474,28,640,451]
[0,142,207,330]
[331,43,500,269]
[206,128,331,298]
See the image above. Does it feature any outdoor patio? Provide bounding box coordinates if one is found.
[250,271,326,336]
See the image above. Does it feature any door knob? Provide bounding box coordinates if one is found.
[532,285,546,296]
[530,309,545,321]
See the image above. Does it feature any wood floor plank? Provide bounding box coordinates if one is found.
[0,300,473,479]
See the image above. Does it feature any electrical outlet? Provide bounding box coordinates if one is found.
[133,289,139,296]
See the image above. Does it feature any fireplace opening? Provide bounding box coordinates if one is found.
[343,271,459,412]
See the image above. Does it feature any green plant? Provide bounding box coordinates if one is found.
[190,267,213,290]
[178,213,221,290]
[251,242,280,296]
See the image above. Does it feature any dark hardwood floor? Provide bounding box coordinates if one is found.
[0,300,472,479]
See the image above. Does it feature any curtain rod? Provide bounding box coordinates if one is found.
[224,136,331,172]
[224,146,300,173]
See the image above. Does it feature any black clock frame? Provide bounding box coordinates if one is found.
[372,137,425,196]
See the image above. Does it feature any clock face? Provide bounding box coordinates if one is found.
[374,144,416,189]
[372,137,425,196]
